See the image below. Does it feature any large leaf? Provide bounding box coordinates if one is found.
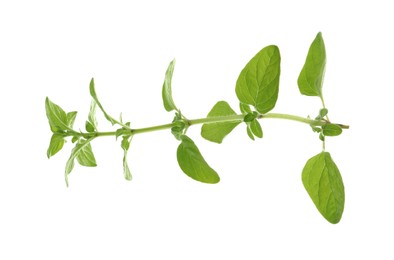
[47,134,65,158]
[45,97,69,132]
[177,135,220,184]
[121,136,132,181]
[201,101,241,143]
[302,152,345,224]
[89,78,119,125]
[298,32,326,97]
[65,137,96,186]
[162,59,178,112]
[235,45,281,114]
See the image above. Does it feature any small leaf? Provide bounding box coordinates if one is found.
[201,101,241,144]
[323,124,342,136]
[47,134,65,158]
[87,100,98,131]
[243,112,257,123]
[319,132,325,141]
[250,119,263,138]
[240,103,252,114]
[162,59,178,112]
[65,137,96,186]
[235,45,281,114]
[116,128,130,139]
[298,32,326,97]
[319,108,328,118]
[67,111,77,128]
[85,121,95,133]
[76,141,97,167]
[121,136,132,180]
[246,126,255,140]
[177,135,220,183]
[89,78,118,125]
[302,152,345,224]
[45,97,69,132]
[71,136,78,143]
[311,126,322,133]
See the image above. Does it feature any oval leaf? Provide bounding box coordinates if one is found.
[76,141,97,167]
[45,97,69,132]
[201,101,241,144]
[47,134,65,158]
[322,124,342,136]
[298,32,326,97]
[246,126,255,141]
[162,59,178,112]
[240,103,252,114]
[250,119,263,138]
[177,135,220,184]
[235,45,281,114]
[302,152,345,224]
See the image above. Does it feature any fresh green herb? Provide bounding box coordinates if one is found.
[45,32,349,224]
[302,152,345,224]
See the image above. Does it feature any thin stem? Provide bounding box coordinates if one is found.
[69,112,349,138]
[132,123,175,135]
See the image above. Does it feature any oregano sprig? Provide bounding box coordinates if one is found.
[45,32,349,224]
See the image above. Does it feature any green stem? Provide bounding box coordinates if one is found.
[71,112,349,138]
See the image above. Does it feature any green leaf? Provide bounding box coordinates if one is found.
[235,45,281,114]
[76,141,97,167]
[298,32,326,97]
[65,137,96,186]
[319,108,328,118]
[67,111,77,128]
[116,128,131,139]
[250,119,263,138]
[243,112,257,123]
[323,124,342,136]
[85,121,95,133]
[319,132,325,141]
[87,100,98,131]
[71,136,78,143]
[240,103,252,114]
[45,97,69,132]
[47,134,65,158]
[311,126,322,133]
[177,135,220,183]
[89,78,118,125]
[121,136,132,180]
[201,101,241,144]
[246,126,255,140]
[162,59,178,112]
[302,152,345,224]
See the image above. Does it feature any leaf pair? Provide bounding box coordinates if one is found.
[299,33,346,224]
[162,60,219,184]
[46,98,77,158]
[201,46,280,143]
[45,97,76,133]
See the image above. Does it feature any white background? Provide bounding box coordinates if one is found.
[1,0,392,259]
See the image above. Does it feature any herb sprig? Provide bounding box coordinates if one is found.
[46,32,349,224]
